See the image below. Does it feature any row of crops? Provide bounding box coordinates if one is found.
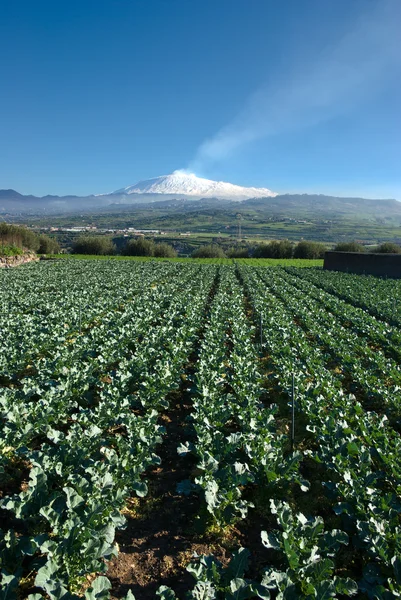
[1,260,400,599]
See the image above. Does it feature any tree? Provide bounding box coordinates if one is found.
[72,236,115,255]
[254,239,293,258]
[191,244,226,258]
[293,241,326,259]
[226,246,250,258]
[153,242,177,258]
[334,242,365,253]
[123,238,155,256]
[38,234,60,254]
[0,223,41,252]
[374,242,401,254]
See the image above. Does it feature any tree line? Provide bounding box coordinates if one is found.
[193,240,401,258]
[72,236,178,257]
[0,223,60,256]
[192,240,326,258]
[72,235,401,259]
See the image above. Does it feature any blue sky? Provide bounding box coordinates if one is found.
[1,0,400,198]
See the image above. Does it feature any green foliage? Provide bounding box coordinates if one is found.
[238,263,401,598]
[123,237,155,256]
[159,548,268,599]
[238,258,324,267]
[294,240,327,259]
[254,239,293,258]
[374,242,401,254]
[176,267,309,531]
[38,234,61,254]
[261,501,357,599]
[191,244,226,258]
[226,246,250,258]
[0,260,217,599]
[2,261,401,599]
[334,241,366,253]
[153,242,177,258]
[0,244,24,256]
[0,222,40,252]
[0,223,56,256]
[72,236,116,255]
[122,238,176,257]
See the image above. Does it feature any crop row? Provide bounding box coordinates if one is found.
[1,262,217,599]
[290,267,401,327]
[257,267,401,422]
[161,263,401,598]
[239,264,401,598]
[162,266,367,599]
[283,267,401,362]
[176,266,305,528]
[1,261,400,599]
[0,260,184,374]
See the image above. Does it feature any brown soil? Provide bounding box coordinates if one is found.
[106,270,278,598]
[106,370,232,599]
[107,271,232,598]
[106,267,370,596]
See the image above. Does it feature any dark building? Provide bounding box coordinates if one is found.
[324,251,401,279]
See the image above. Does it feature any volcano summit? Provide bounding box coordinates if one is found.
[111,171,277,200]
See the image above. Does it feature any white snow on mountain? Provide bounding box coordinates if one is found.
[112,170,277,200]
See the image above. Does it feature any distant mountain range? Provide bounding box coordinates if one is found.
[1,172,400,224]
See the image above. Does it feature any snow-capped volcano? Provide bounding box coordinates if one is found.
[112,171,277,200]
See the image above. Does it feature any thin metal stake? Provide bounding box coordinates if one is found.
[79,303,82,334]
[291,372,295,452]
[260,314,263,346]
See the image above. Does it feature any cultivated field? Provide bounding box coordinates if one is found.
[1,261,400,599]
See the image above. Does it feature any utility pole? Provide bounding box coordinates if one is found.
[237,214,242,241]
